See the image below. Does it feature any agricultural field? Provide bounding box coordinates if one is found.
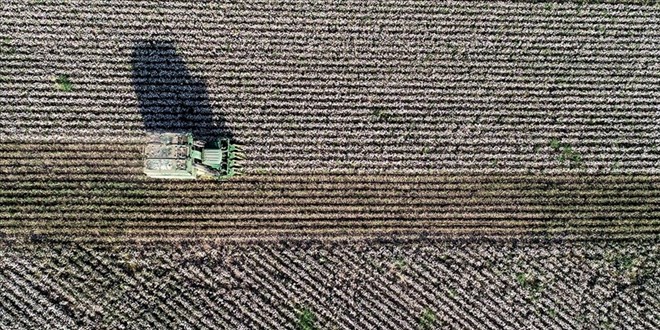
[1,0,658,242]
[0,241,658,329]
[0,0,659,329]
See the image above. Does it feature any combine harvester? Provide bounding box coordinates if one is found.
[143,132,244,180]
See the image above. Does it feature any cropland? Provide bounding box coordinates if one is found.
[0,0,658,329]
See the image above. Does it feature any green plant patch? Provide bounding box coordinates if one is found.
[55,74,72,92]
[0,37,15,54]
[296,306,316,330]
[371,107,391,121]
[549,138,561,151]
[393,257,407,270]
[418,307,437,330]
[548,138,583,168]
[516,272,543,293]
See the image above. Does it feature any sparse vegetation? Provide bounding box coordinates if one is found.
[607,253,651,285]
[371,107,391,121]
[549,138,583,168]
[0,37,15,54]
[54,74,72,92]
[393,257,407,270]
[516,272,544,297]
[418,308,437,330]
[296,306,316,330]
[549,138,561,151]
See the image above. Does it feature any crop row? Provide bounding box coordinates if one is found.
[4,9,659,40]
[5,64,655,90]
[3,117,659,131]
[2,150,657,163]
[1,190,657,206]
[10,0,660,13]
[4,62,660,83]
[3,107,660,121]
[2,224,657,245]
[3,203,658,216]
[4,161,659,176]
[5,30,658,51]
[1,171,658,184]
[3,185,656,198]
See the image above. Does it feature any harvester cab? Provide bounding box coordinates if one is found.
[143,132,243,180]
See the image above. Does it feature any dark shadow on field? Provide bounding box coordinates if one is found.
[132,40,233,140]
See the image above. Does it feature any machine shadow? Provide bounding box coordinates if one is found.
[132,40,233,141]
